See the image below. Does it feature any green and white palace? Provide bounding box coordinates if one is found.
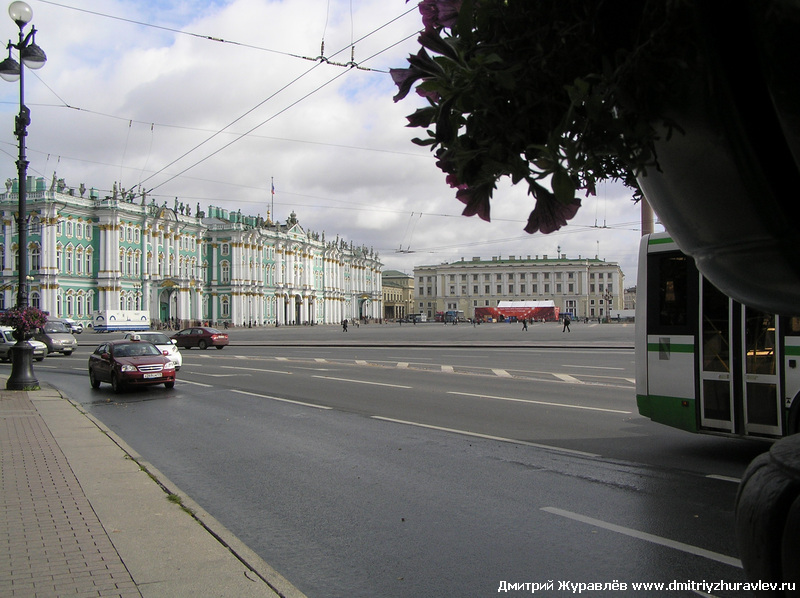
[1,176,382,328]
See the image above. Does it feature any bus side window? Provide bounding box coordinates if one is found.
[647,252,696,334]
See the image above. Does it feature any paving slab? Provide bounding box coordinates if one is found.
[1,386,306,598]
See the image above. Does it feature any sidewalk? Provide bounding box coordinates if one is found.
[0,385,306,598]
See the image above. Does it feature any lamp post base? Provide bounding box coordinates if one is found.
[6,341,39,390]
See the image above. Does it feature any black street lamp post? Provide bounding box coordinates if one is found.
[1,1,46,389]
[603,290,613,323]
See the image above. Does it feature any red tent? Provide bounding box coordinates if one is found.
[474,301,559,322]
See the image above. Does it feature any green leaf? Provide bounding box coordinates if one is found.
[552,168,576,205]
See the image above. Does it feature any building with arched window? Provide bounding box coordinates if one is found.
[1,176,382,328]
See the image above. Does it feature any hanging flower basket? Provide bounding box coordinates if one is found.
[0,306,47,339]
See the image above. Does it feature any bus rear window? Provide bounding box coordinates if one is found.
[647,252,696,334]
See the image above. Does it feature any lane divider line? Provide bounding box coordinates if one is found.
[231,389,332,410]
[447,391,631,414]
[541,507,742,569]
[177,380,213,388]
[371,416,599,457]
[221,366,292,375]
[706,474,741,484]
[311,375,412,389]
[553,373,584,384]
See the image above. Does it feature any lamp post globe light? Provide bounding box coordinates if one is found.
[0,1,45,390]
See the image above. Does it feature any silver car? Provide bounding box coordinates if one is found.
[124,331,183,370]
[33,320,78,355]
[0,326,46,362]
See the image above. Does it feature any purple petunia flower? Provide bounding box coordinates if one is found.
[457,186,491,222]
[414,0,462,31]
[524,195,582,234]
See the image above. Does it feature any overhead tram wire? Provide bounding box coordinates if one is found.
[143,64,354,195]
[37,0,417,73]
[8,3,421,199]
[141,30,420,196]
[133,7,420,195]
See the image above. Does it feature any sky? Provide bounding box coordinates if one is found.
[0,0,662,286]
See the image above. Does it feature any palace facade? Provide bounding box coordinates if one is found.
[414,253,625,321]
[1,176,382,328]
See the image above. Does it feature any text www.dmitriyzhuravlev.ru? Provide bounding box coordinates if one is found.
[497,579,796,594]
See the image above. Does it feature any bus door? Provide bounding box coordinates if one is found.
[742,308,782,436]
[699,279,734,432]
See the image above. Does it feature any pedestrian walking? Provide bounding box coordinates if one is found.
[521,318,528,331]
[562,314,571,332]
[342,319,348,332]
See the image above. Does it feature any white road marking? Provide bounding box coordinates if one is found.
[312,375,412,389]
[706,474,741,484]
[447,391,631,414]
[371,417,599,457]
[564,364,625,370]
[553,373,583,384]
[221,365,291,375]
[492,369,512,378]
[541,507,742,568]
[177,380,213,388]
[231,389,332,410]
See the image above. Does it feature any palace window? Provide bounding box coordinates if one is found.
[29,244,41,272]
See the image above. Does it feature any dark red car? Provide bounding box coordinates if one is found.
[171,326,229,350]
[88,338,176,393]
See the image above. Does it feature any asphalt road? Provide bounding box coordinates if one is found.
[20,322,769,597]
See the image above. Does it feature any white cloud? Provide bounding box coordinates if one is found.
[0,0,656,285]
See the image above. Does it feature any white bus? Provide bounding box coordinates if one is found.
[636,232,800,439]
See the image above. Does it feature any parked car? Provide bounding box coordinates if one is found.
[124,331,182,370]
[88,337,176,393]
[0,326,46,362]
[33,320,78,355]
[171,327,229,350]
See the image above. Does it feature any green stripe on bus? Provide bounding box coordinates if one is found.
[647,343,694,353]
[637,394,698,433]
[785,345,800,356]
[647,237,674,245]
